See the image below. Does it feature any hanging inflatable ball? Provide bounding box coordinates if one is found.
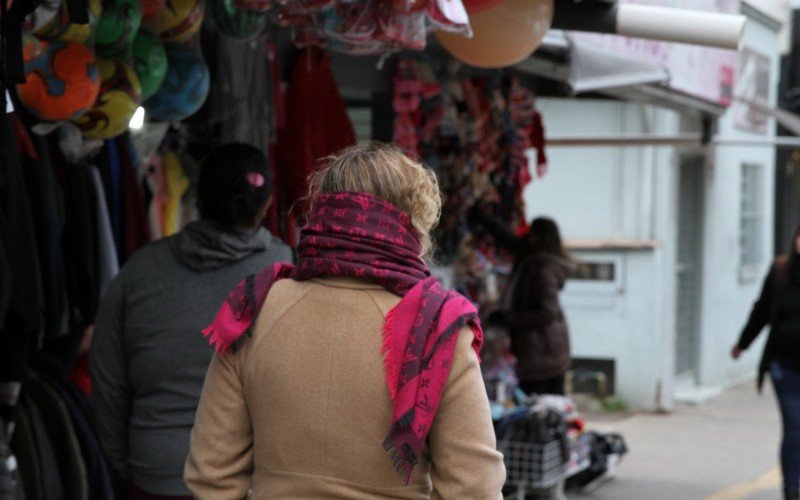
[144,44,208,122]
[23,0,60,34]
[211,0,266,39]
[158,0,204,43]
[34,0,101,43]
[131,31,167,100]
[141,0,165,19]
[15,37,100,122]
[95,0,142,56]
[72,57,142,139]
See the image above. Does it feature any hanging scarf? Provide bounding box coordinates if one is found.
[202,191,483,483]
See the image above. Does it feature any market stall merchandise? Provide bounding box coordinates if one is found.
[143,43,209,122]
[33,0,100,43]
[15,36,101,122]
[0,0,630,496]
[131,30,167,99]
[72,57,142,139]
[94,0,143,56]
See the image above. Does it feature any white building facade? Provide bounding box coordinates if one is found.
[524,2,783,410]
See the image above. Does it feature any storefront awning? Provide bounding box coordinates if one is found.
[567,36,669,94]
[516,30,728,116]
[519,29,668,93]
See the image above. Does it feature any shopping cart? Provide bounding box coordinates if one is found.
[494,390,591,500]
[499,438,568,500]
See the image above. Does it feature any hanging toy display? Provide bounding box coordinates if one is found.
[23,0,60,34]
[158,0,204,43]
[275,0,471,55]
[388,60,550,304]
[210,0,266,39]
[233,0,269,13]
[15,36,101,121]
[435,0,553,68]
[72,56,142,139]
[461,0,503,14]
[144,44,208,121]
[34,0,101,43]
[141,0,166,19]
[95,0,143,56]
[131,31,167,99]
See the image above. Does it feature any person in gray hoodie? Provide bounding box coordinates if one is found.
[90,143,292,499]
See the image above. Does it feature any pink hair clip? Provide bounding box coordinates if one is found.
[246,172,265,187]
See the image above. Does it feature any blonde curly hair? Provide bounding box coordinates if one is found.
[303,143,442,257]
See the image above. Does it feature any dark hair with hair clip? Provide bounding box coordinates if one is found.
[197,143,272,229]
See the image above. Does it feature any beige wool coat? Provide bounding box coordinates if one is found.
[184,276,506,499]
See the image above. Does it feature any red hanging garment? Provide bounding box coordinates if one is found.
[277,48,356,221]
[531,109,548,178]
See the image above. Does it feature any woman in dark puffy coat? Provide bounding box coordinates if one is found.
[470,209,573,395]
[732,226,800,500]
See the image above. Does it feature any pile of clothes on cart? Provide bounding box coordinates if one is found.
[483,325,628,499]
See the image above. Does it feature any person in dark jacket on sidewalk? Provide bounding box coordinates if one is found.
[90,143,292,500]
[733,226,800,500]
[469,207,573,396]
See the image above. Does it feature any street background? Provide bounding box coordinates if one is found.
[570,385,782,500]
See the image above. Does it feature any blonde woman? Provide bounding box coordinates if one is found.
[185,143,505,499]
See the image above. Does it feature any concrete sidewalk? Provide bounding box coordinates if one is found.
[567,383,783,500]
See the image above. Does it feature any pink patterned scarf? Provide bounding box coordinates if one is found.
[202,192,483,483]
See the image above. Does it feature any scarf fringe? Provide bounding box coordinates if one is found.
[382,408,417,483]
[383,432,418,483]
[202,325,227,353]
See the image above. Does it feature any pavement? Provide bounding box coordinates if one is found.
[567,383,784,500]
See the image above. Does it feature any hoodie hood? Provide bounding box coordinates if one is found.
[176,220,272,272]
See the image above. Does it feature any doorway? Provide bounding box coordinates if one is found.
[674,155,705,380]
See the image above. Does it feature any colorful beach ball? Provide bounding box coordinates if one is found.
[211,0,266,39]
[34,0,101,43]
[158,0,204,43]
[72,57,142,139]
[95,0,143,56]
[144,44,208,121]
[131,31,167,100]
[23,0,60,34]
[141,0,165,19]
[15,36,100,121]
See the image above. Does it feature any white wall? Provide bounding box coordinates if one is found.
[525,99,683,410]
[522,3,781,413]
[526,99,681,240]
[698,14,781,389]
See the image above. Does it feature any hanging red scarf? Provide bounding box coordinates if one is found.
[203,192,483,483]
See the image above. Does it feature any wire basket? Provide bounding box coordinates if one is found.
[500,439,566,490]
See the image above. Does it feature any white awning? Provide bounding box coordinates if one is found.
[516,30,727,116]
[567,36,669,94]
[519,30,668,93]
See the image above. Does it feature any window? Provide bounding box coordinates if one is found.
[562,255,624,313]
[571,261,616,282]
[341,88,373,141]
[739,163,764,280]
[346,107,372,142]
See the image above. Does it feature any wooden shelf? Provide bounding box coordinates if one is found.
[565,239,661,251]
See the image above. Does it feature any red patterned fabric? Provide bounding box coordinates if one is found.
[203,192,483,483]
[531,109,547,177]
[277,48,356,212]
